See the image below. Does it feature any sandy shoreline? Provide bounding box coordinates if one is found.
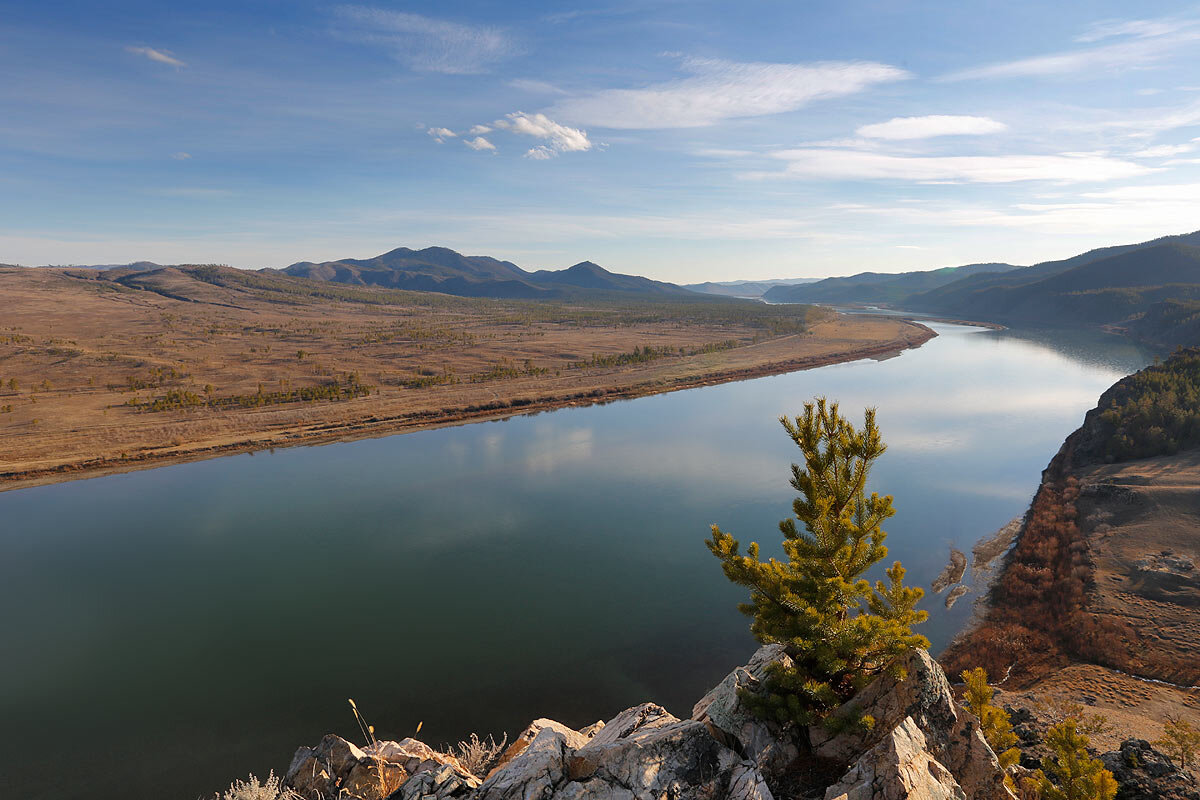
[0,323,935,493]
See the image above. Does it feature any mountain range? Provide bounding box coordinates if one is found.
[757,229,1200,349]
[683,277,819,299]
[276,247,695,299]
[762,262,1018,305]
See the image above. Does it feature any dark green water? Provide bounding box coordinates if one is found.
[0,323,1155,800]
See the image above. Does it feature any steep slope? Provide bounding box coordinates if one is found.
[911,242,1200,344]
[762,262,1017,305]
[912,230,1200,319]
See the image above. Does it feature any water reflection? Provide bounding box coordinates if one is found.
[0,322,1156,800]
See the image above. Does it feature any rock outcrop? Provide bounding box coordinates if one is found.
[1101,739,1200,800]
[280,646,1013,800]
[811,650,1015,800]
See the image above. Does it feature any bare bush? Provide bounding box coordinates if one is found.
[215,771,302,800]
[444,732,509,778]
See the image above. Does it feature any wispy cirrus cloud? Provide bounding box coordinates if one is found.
[334,6,516,74]
[1075,16,1188,43]
[944,14,1200,81]
[758,149,1155,184]
[124,46,185,67]
[856,115,1007,140]
[493,112,591,159]
[549,57,908,129]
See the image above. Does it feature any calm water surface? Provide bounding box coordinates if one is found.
[0,323,1155,800]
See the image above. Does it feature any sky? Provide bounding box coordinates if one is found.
[4,1,1200,281]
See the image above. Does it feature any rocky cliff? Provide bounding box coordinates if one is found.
[278,646,1014,800]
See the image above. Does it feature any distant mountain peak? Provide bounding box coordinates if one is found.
[564,261,607,273]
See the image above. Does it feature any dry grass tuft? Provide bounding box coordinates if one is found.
[444,732,509,778]
[215,771,301,800]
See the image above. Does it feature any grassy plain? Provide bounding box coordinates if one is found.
[0,265,933,488]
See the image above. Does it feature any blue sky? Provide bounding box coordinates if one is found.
[5,1,1200,281]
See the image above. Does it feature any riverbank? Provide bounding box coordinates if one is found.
[940,351,1200,747]
[0,265,935,491]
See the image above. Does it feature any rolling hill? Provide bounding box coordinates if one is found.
[911,230,1200,316]
[761,262,1017,305]
[279,247,696,299]
[909,234,1200,347]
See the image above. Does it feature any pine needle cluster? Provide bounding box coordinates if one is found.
[961,667,1021,779]
[1035,720,1117,800]
[706,398,928,728]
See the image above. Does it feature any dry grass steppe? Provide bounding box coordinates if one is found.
[0,265,933,489]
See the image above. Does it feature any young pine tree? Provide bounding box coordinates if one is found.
[706,398,928,728]
[961,668,1021,773]
[1035,720,1117,800]
[1154,716,1200,771]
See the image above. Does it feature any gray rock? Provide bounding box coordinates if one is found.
[583,703,679,747]
[565,718,773,800]
[476,702,774,800]
[824,716,967,800]
[1101,739,1200,800]
[811,649,1014,800]
[691,644,802,780]
[476,727,576,800]
[490,719,590,776]
[286,734,381,799]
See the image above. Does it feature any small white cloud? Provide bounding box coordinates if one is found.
[760,149,1156,184]
[427,127,457,143]
[334,6,516,74]
[493,112,591,158]
[125,46,186,67]
[467,124,492,135]
[856,115,1008,140]
[171,152,192,160]
[550,57,908,129]
[464,136,496,152]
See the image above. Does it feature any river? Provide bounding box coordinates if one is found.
[0,321,1156,800]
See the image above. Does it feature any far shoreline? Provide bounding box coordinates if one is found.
[0,320,936,493]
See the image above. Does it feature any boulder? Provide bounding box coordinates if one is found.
[566,717,774,800]
[583,702,679,746]
[284,734,478,800]
[489,718,591,776]
[286,735,386,800]
[811,650,1014,800]
[367,738,471,777]
[823,716,967,800]
[475,726,576,800]
[691,644,803,780]
[1101,739,1200,800]
[476,702,775,800]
